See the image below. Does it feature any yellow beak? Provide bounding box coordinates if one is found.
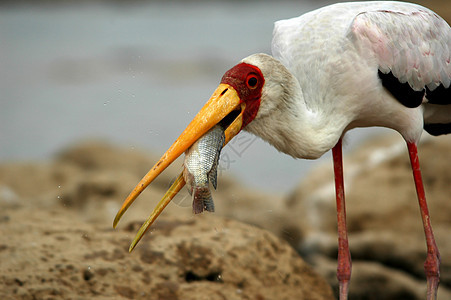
[113,83,245,250]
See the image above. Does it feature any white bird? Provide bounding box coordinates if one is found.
[113,2,450,299]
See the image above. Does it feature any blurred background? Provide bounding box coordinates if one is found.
[5,0,449,194]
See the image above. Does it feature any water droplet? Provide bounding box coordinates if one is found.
[131,94,135,98]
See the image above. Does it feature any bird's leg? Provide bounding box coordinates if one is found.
[407,142,440,300]
[332,138,351,300]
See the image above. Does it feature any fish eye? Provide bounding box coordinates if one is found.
[246,74,258,89]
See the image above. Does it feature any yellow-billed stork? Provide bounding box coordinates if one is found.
[113,2,450,299]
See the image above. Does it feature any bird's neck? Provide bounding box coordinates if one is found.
[245,70,346,160]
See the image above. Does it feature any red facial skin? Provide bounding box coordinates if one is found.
[220,63,265,128]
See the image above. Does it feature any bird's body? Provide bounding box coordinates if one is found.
[114,2,450,299]
[243,1,450,160]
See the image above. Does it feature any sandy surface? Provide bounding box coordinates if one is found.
[0,141,333,300]
[1,132,450,300]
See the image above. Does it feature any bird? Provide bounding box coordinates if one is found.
[113,1,450,299]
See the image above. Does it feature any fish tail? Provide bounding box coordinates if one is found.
[203,197,215,212]
[192,195,204,214]
[192,186,215,214]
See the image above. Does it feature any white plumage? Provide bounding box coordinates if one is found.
[273,1,450,91]
[236,3,449,299]
[241,1,450,159]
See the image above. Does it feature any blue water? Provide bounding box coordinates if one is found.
[0,1,387,193]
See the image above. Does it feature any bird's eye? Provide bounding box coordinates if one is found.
[246,75,258,89]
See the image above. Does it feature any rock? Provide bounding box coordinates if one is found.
[0,140,334,299]
[286,133,451,299]
[0,206,333,300]
[55,140,182,190]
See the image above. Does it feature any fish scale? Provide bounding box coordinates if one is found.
[183,125,225,214]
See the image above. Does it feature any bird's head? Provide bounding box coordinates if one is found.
[218,53,293,130]
[113,53,291,250]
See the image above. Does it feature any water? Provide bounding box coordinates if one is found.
[0,1,387,194]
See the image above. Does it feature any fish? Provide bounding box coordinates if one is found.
[183,125,225,214]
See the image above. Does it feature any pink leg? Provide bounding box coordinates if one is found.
[332,139,351,300]
[407,142,440,300]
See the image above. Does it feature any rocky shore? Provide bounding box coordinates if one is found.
[1,133,450,299]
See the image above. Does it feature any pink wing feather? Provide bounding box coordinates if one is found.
[350,8,451,92]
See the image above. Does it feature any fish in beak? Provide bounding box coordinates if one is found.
[113,83,245,251]
[113,59,266,251]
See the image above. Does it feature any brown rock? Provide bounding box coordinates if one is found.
[0,141,333,300]
[0,206,333,300]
